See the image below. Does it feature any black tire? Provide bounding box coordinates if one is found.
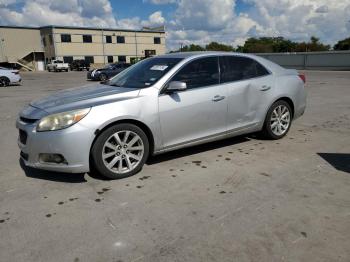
[0,77,10,87]
[99,73,108,81]
[261,100,292,140]
[91,123,149,179]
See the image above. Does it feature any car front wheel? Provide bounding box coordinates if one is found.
[262,100,292,139]
[91,123,149,179]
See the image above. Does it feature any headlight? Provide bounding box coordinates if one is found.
[37,108,90,132]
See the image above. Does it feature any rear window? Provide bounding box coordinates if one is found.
[219,56,270,83]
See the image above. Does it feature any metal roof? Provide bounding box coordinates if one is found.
[0,25,165,34]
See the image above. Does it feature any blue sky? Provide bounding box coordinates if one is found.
[110,0,252,20]
[0,0,349,50]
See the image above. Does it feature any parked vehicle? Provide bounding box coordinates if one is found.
[87,63,130,81]
[17,52,306,179]
[70,60,90,71]
[0,67,21,86]
[47,60,69,72]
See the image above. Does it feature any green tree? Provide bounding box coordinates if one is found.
[179,44,205,52]
[240,37,296,53]
[205,42,235,52]
[334,37,350,50]
[294,36,330,52]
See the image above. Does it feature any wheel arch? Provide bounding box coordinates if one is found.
[0,76,10,85]
[89,119,155,163]
[267,96,295,118]
[275,96,295,118]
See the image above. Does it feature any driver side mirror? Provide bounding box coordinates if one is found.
[166,81,187,93]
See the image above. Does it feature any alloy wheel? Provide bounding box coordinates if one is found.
[102,130,144,174]
[270,105,291,136]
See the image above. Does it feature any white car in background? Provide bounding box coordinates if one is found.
[47,60,69,72]
[0,67,21,87]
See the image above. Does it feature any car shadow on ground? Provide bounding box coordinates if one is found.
[19,159,87,183]
[317,153,350,174]
[19,135,253,182]
[147,135,251,165]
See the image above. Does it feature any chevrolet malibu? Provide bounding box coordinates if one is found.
[17,52,306,179]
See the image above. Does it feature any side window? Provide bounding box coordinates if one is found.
[105,35,112,43]
[82,35,92,43]
[61,34,71,43]
[255,62,270,77]
[171,57,219,89]
[219,56,270,83]
[63,56,73,64]
[219,56,244,83]
[85,56,94,64]
[117,36,125,44]
[154,37,161,44]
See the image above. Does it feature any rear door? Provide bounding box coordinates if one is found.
[158,56,228,148]
[219,56,273,131]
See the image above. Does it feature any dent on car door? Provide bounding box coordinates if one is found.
[220,56,273,131]
[158,56,228,149]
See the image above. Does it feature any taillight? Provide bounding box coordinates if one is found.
[298,74,306,83]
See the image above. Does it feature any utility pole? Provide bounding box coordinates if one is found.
[135,32,138,61]
[33,50,36,71]
[102,29,106,65]
[0,38,5,62]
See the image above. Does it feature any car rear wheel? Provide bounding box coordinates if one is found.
[91,123,149,179]
[261,100,292,139]
[0,77,10,87]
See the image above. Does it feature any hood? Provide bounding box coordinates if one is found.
[29,83,140,114]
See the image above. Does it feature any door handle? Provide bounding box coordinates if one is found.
[260,85,271,91]
[212,95,226,102]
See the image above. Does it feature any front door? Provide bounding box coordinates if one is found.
[158,56,228,149]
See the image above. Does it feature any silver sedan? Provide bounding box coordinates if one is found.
[17,52,306,179]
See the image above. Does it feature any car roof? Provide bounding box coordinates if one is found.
[157,51,285,74]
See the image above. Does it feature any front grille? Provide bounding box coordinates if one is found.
[20,117,37,124]
[19,129,27,144]
[20,151,29,161]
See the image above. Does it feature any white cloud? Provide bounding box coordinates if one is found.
[145,0,177,4]
[0,0,117,27]
[142,11,166,27]
[315,5,329,14]
[0,0,17,6]
[174,0,235,31]
[243,0,350,44]
[165,0,350,50]
[0,0,349,51]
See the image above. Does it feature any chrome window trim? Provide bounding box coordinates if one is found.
[159,54,273,95]
[159,55,220,95]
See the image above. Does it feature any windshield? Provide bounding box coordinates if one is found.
[108,57,183,88]
[104,64,114,69]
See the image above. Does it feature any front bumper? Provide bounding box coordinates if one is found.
[11,75,21,84]
[16,118,95,173]
[87,70,100,80]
